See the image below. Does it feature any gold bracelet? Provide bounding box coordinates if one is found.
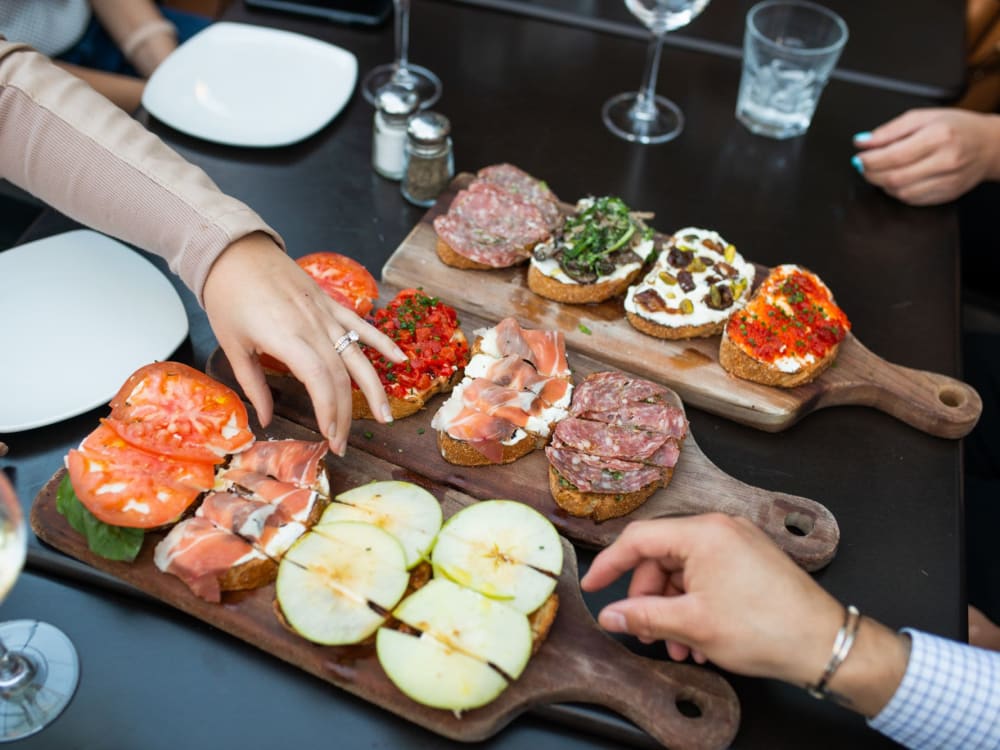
[121,19,177,59]
[807,605,861,699]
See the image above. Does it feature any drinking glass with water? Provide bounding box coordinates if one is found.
[736,0,848,139]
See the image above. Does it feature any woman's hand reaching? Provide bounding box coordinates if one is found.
[202,233,405,455]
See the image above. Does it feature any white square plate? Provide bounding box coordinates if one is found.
[0,231,188,433]
[142,22,358,147]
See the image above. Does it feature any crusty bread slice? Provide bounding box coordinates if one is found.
[437,429,538,466]
[527,262,643,305]
[719,327,840,388]
[548,465,666,522]
[436,237,532,271]
[625,309,725,340]
[352,367,465,421]
[527,592,559,656]
[219,555,278,592]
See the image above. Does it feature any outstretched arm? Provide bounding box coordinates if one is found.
[0,40,404,451]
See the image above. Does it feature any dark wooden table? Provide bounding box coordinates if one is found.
[440,0,968,100]
[1,2,965,748]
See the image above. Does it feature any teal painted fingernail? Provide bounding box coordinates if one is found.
[853,131,873,143]
[851,155,864,174]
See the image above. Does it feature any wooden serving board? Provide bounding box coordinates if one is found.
[31,416,740,750]
[380,174,981,439]
[208,338,840,571]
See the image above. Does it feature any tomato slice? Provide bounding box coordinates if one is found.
[106,361,254,463]
[67,422,215,528]
[296,252,378,316]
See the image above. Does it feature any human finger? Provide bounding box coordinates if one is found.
[598,593,700,646]
[334,329,395,425]
[581,518,694,591]
[627,558,673,599]
[282,336,352,455]
[224,343,274,427]
[853,108,943,150]
[328,303,406,364]
[890,172,978,206]
[854,124,942,177]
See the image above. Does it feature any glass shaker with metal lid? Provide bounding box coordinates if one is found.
[372,84,419,180]
[401,111,454,207]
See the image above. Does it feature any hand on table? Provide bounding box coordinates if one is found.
[581,514,911,717]
[202,233,406,455]
[852,108,1000,205]
[580,514,843,685]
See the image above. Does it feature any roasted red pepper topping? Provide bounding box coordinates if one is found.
[357,288,469,399]
[726,267,850,364]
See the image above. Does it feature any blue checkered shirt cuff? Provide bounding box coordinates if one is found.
[868,629,1000,749]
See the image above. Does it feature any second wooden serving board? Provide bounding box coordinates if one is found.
[380,174,981,439]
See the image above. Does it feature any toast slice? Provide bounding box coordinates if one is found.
[624,226,755,340]
[719,264,851,388]
[527,261,644,304]
[548,465,665,522]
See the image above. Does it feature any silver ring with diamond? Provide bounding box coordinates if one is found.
[333,329,360,355]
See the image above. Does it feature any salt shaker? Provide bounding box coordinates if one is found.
[401,111,454,207]
[372,84,419,180]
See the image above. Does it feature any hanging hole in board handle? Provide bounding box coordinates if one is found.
[784,511,815,538]
[938,387,965,408]
[675,690,704,719]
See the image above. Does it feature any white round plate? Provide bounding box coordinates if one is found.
[0,230,188,433]
[142,22,358,147]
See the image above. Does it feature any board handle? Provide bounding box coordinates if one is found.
[546,635,741,750]
[822,337,982,439]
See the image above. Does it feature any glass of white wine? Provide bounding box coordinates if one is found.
[0,469,78,742]
[361,0,442,109]
[603,0,711,144]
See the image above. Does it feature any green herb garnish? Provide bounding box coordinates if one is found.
[579,324,592,335]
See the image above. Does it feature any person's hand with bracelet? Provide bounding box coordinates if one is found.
[580,514,911,718]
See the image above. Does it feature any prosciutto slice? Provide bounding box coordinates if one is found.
[489,318,570,378]
[153,518,265,603]
[196,491,306,559]
[217,468,319,526]
[227,439,328,490]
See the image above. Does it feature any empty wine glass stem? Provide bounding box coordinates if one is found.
[632,32,667,123]
[392,0,415,85]
[0,639,33,695]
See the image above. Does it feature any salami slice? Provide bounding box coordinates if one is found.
[545,447,663,494]
[573,403,688,439]
[476,163,564,232]
[432,182,550,268]
[569,371,673,413]
[552,418,680,468]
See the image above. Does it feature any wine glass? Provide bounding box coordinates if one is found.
[603,0,711,144]
[361,0,442,109]
[0,470,78,741]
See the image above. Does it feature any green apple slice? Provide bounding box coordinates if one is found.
[377,628,508,713]
[319,481,443,570]
[431,500,563,614]
[277,521,409,645]
[393,578,532,679]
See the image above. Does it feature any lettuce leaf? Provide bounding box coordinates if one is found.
[55,474,144,562]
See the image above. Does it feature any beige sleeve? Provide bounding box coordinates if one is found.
[0,40,285,305]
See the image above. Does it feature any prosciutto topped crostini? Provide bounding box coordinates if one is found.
[432,318,573,465]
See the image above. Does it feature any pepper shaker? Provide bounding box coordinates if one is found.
[401,111,454,207]
[372,84,419,180]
